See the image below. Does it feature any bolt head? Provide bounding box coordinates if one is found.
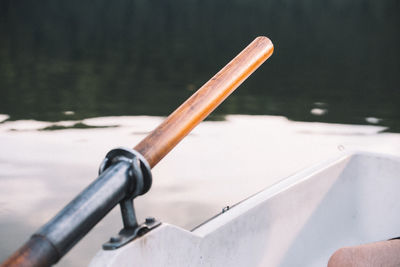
[145,217,155,224]
[110,236,121,243]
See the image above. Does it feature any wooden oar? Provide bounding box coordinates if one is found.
[1,36,273,267]
[135,36,274,167]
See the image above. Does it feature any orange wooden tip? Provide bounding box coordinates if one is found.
[134,36,274,168]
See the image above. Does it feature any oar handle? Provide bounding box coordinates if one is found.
[135,36,274,167]
[0,37,273,267]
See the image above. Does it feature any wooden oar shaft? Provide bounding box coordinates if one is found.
[0,37,273,267]
[135,36,273,168]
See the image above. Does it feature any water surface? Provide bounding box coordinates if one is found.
[0,0,399,130]
[1,116,400,265]
[0,0,400,265]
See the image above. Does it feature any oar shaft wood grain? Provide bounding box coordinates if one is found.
[135,36,273,168]
[0,36,273,267]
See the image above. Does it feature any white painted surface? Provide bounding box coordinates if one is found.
[90,152,400,267]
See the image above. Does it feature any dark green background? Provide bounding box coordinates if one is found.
[0,0,399,130]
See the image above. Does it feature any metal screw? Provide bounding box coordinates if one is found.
[145,217,155,224]
[110,236,121,243]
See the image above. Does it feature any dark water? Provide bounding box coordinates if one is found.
[0,0,399,131]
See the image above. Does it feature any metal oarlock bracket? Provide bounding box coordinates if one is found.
[99,148,161,250]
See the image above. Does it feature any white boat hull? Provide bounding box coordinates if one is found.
[90,152,400,266]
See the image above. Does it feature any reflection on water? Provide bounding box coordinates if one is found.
[0,0,399,131]
[0,115,400,265]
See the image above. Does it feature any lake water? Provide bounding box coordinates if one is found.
[1,115,400,266]
[0,0,399,266]
[0,0,399,130]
